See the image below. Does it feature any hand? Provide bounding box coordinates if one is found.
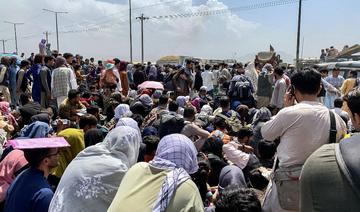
[284,92,295,107]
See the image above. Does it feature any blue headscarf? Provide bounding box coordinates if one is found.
[18,121,50,138]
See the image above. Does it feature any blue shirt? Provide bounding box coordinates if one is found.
[5,167,53,212]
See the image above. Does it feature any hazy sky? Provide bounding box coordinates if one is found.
[0,0,359,63]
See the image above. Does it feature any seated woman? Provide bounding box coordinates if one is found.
[108,134,204,212]
[49,126,141,211]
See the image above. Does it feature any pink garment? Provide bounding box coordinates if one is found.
[0,101,17,127]
[0,150,28,202]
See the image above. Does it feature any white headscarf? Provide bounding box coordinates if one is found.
[49,126,141,212]
[114,104,132,120]
[116,117,140,134]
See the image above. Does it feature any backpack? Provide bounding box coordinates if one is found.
[158,114,185,139]
[216,111,242,136]
[232,76,252,100]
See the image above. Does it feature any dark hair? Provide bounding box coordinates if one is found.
[183,107,196,119]
[67,89,80,100]
[23,148,52,167]
[192,156,211,202]
[319,69,328,73]
[19,92,32,105]
[168,101,179,112]
[143,135,160,155]
[63,53,73,59]
[86,105,100,116]
[347,87,360,116]
[113,58,120,65]
[220,96,230,108]
[44,55,55,64]
[159,95,169,105]
[84,128,104,147]
[201,136,223,158]
[274,67,284,76]
[213,116,227,130]
[350,70,358,78]
[205,64,211,70]
[20,60,30,68]
[291,69,321,95]
[73,64,81,71]
[237,127,253,139]
[33,54,43,64]
[258,140,277,160]
[248,169,269,190]
[334,98,343,108]
[131,114,144,128]
[79,114,98,129]
[215,186,261,212]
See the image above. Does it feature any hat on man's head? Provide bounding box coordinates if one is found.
[8,137,70,149]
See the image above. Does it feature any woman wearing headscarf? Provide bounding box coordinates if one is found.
[0,150,28,207]
[108,134,204,212]
[218,165,247,193]
[49,126,141,212]
[176,96,186,116]
[251,107,272,155]
[52,128,84,179]
[115,117,140,133]
[114,104,132,120]
[84,128,104,147]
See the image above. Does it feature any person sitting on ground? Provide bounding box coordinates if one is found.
[4,139,68,212]
[58,89,86,122]
[108,134,203,212]
[181,107,210,151]
[49,126,141,212]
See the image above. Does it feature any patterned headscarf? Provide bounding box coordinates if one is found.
[149,134,198,212]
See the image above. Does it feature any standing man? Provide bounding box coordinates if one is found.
[40,56,55,108]
[173,60,193,97]
[325,67,344,108]
[270,68,287,113]
[261,69,347,212]
[26,54,43,104]
[8,57,19,107]
[51,56,78,107]
[0,57,11,103]
[63,53,74,70]
[201,64,214,97]
[256,64,273,108]
[4,138,69,212]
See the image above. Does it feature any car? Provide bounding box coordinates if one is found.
[316,61,360,78]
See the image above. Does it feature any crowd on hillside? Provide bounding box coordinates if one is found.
[0,49,359,212]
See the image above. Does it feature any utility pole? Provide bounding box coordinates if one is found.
[129,0,133,63]
[43,31,51,44]
[4,21,24,55]
[136,14,149,64]
[0,39,7,53]
[295,0,302,69]
[43,9,68,52]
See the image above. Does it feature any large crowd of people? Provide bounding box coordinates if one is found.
[0,49,359,212]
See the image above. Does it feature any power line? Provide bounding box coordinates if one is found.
[149,0,303,20]
[43,9,68,52]
[4,21,24,54]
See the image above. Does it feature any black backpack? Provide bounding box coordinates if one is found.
[232,75,252,100]
[158,114,185,139]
